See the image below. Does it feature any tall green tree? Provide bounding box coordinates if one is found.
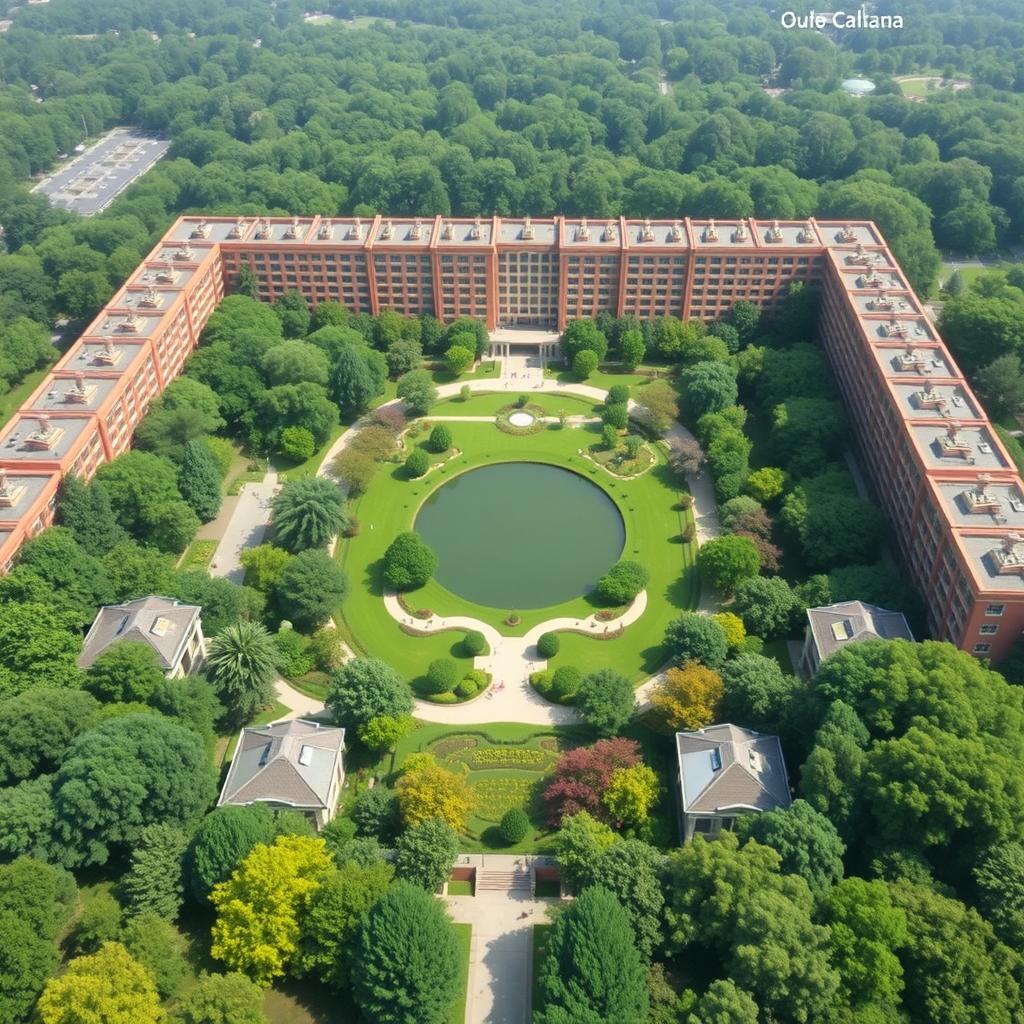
[84,641,166,704]
[178,439,223,523]
[537,886,649,1024]
[56,475,127,555]
[271,477,347,553]
[206,621,278,726]
[351,881,461,1024]
[121,823,188,920]
[185,805,277,905]
[51,714,215,868]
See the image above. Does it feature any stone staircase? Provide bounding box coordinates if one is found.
[476,867,533,893]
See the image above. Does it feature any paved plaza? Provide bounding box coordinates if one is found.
[33,128,169,215]
[208,470,279,585]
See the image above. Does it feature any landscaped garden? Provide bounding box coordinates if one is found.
[379,722,590,853]
[335,391,698,683]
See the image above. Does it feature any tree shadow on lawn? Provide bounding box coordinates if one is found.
[363,558,386,598]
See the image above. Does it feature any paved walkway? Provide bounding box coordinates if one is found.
[209,470,279,584]
[272,678,330,721]
[307,365,723,726]
[445,890,556,1024]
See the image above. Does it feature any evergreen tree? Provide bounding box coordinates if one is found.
[56,474,127,555]
[121,823,188,920]
[537,886,649,1024]
[351,881,461,1024]
[178,439,223,523]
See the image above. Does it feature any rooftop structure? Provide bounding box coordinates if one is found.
[799,601,915,677]
[78,595,206,677]
[675,724,791,842]
[218,719,346,830]
[0,212,1020,660]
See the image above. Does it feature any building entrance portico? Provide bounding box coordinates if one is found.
[488,327,561,382]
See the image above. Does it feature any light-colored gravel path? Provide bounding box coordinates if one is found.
[209,470,279,584]
[445,889,556,1024]
[303,364,722,726]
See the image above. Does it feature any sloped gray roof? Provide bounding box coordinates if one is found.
[78,595,201,670]
[218,719,346,812]
[806,601,914,664]
[676,724,791,815]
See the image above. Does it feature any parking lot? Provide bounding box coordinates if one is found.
[33,127,169,216]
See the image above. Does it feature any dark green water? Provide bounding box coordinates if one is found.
[414,462,625,609]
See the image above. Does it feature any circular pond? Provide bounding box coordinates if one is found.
[414,462,625,608]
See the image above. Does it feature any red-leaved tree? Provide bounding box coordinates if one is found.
[543,738,641,827]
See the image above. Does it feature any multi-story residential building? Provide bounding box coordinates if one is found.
[1,213,1021,662]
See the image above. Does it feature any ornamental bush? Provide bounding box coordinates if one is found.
[429,424,452,453]
[596,560,648,605]
[383,532,437,590]
[500,808,531,844]
[537,632,560,658]
[574,349,599,380]
[462,630,488,656]
[424,658,460,694]
[551,665,583,701]
[603,403,629,429]
[602,424,619,450]
[404,448,429,478]
[606,385,630,405]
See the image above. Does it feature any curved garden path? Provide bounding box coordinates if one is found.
[308,371,721,725]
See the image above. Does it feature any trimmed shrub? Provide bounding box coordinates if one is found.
[574,349,599,380]
[551,666,583,701]
[531,670,554,698]
[595,560,648,605]
[462,630,488,657]
[429,425,452,453]
[404,448,429,478]
[606,385,630,405]
[424,658,459,694]
[515,394,529,408]
[499,808,531,844]
[602,424,619,450]
[537,632,560,659]
[603,403,629,429]
[455,678,476,699]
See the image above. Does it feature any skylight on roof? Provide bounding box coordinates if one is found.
[298,745,313,766]
[150,616,172,636]
[831,620,853,641]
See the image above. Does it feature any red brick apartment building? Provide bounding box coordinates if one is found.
[1,213,1021,662]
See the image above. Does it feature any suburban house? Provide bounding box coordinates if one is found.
[799,600,914,677]
[78,595,206,677]
[675,724,791,842]
[217,719,346,830]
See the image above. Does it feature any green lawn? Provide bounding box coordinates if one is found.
[275,424,346,481]
[532,924,552,1015]
[449,923,472,1024]
[335,395,697,683]
[430,359,500,385]
[178,539,217,571]
[430,391,598,418]
[448,879,474,896]
[545,363,667,392]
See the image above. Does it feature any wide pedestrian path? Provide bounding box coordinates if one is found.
[208,470,279,584]
[307,366,722,726]
[445,887,557,1024]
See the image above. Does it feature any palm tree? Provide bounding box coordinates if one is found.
[271,476,347,553]
[206,620,278,725]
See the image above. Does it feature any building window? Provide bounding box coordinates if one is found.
[973,643,991,654]
[986,604,1005,616]
[692,818,713,835]
[980,624,999,635]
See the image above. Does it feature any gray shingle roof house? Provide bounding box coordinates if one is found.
[218,719,346,830]
[799,600,914,677]
[77,595,206,677]
[675,724,791,842]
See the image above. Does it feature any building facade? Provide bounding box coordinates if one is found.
[1,213,1022,660]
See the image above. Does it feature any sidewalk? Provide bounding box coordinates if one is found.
[209,470,279,584]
